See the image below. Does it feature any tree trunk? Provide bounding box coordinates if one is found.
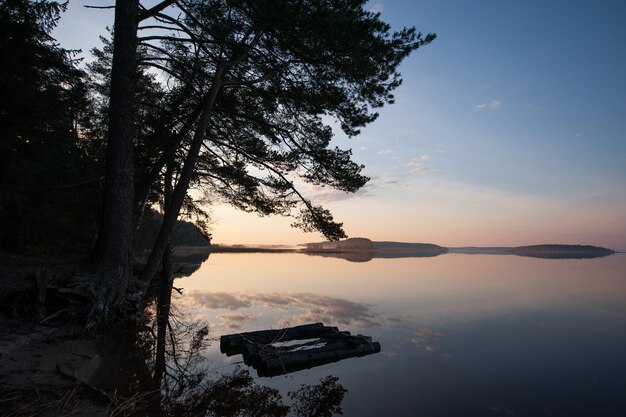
[93,0,140,319]
[141,67,225,286]
[153,162,174,389]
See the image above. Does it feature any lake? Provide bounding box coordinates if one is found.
[174,252,626,416]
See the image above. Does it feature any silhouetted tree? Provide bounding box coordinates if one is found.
[92,0,177,321]
[91,0,141,321]
[138,0,436,287]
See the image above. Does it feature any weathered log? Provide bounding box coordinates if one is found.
[220,322,334,355]
[0,266,83,304]
[0,268,39,303]
[0,267,94,320]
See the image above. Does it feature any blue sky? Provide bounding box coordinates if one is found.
[54,1,626,248]
[363,0,626,194]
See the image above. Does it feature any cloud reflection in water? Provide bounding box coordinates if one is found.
[190,291,380,328]
[409,327,443,353]
[218,312,259,330]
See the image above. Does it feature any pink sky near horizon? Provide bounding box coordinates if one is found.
[209,192,626,249]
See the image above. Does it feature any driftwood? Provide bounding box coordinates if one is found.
[220,323,340,355]
[220,323,381,377]
[0,266,94,320]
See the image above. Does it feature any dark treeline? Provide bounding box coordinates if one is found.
[0,0,434,325]
[0,1,99,255]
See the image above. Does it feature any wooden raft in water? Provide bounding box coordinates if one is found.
[220,322,381,377]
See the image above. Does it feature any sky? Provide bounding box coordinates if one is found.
[54,1,626,249]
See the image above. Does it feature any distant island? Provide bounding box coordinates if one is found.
[302,238,448,261]
[449,244,615,259]
[512,244,615,259]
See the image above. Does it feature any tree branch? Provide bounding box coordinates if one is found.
[222,60,296,86]
[138,24,183,32]
[137,60,188,84]
[223,32,262,68]
[208,137,322,225]
[83,5,115,10]
[214,106,290,135]
[137,0,176,22]
[137,42,204,84]
[138,35,218,44]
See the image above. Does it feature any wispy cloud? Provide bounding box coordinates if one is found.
[406,157,435,177]
[408,165,433,176]
[301,182,375,203]
[377,149,394,155]
[294,154,436,202]
[474,100,501,110]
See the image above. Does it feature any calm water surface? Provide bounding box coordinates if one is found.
[176,252,626,416]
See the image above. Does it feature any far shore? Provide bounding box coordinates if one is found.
[175,241,617,261]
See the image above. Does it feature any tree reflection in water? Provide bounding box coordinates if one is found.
[95,277,348,416]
